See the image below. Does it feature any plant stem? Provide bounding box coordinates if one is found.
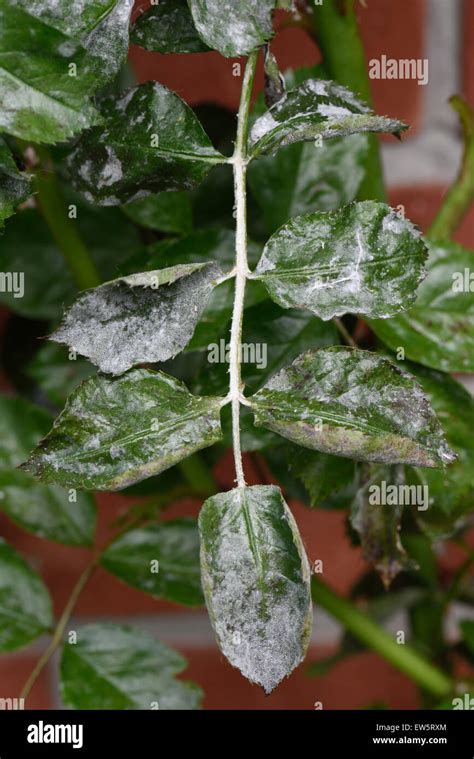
[33,145,101,290]
[428,96,474,241]
[229,50,258,488]
[333,316,357,348]
[312,578,454,699]
[20,557,99,701]
[311,0,387,202]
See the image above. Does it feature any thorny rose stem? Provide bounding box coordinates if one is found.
[228,50,258,488]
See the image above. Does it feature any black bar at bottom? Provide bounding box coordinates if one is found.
[0,709,471,756]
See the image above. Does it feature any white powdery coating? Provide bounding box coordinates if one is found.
[52,264,221,374]
[84,0,134,72]
[200,486,312,694]
[189,0,274,56]
[256,201,427,320]
[97,146,123,188]
[253,348,456,467]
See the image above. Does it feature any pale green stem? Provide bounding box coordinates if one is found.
[228,51,258,488]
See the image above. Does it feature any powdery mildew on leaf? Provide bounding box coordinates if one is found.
[67,82,225,204]
[131,0,209,53]
[249,79,407,157]
[22,368,224,490]
[0,1,133,142]
[199,485,312,693]
[188,0,275,57]
[255,201,428,319]
[249,347,457,468]
[369,241,474,373]
[51,263,223,375]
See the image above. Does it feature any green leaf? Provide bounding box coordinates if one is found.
[287,446,356,509]
[249,79,407,158]
[199,485,312,693]
[188,0,276,57]
[121,191,193,235]
[28,343,94,408]
[402,363,474,539]
[101,518,203,606]
[0,1,133,143]
[249,133,368,235]
[255,201,428,320]
[369,241,474,372]
[0,395,51,469]
[22,368,223,490]
[131,0,209,53]
[51,263,224,375]
[0,138,31,228]
[60,623,202,709]
[0,470,96,546]
[350,465,413,588]
[67,82,225,205]
[249,347,456,468]
[0,539,53,651]
[0,205,143,320]
[0,395,96,545]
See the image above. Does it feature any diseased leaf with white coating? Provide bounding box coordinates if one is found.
[131,0,209,53]
[22,368,223,491]
[351,464,413,588]
[51,263,223,375]
[188,0,276,57]
[60,623,202,709]
[369,241,474,372]
[249,79,407,158]
[0,0,133,143]
[11,0,122,38]
[255,201,428,320]
[0,138,31,228]
[0,539,53,651]
[67,82,225,205]
[199,485,312,693]
[249,347,456,468]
